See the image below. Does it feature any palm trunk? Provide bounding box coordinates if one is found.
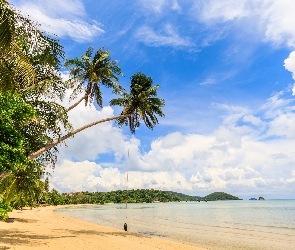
[28,114,130,160]
[0,172,10,182]
[66,93,88,112]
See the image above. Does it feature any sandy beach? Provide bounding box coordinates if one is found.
[0,206,207,250]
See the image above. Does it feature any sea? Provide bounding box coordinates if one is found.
[56,200,295,250]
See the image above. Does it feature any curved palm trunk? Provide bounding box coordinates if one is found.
[28,114,130,160]
[0,172,10,182]
[66,93,88,112]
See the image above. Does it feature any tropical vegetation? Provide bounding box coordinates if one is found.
[202,192,241,201]
[7,187,241,207]
[45,189,181,205]
[0,0,164,220]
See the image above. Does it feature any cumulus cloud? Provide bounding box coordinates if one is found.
[13,0,104,42]
[52,160,194,192]
[21,0,294,198]
[263,0,295,48]
[284,51,295,95]
[46,86,295,198]
[284,51,295,80]
[266,113,295,139]
[54,90,131,162]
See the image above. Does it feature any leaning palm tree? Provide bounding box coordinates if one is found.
[65,47,123,111]
[28,72,165,160]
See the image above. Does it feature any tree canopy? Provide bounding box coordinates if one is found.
[0,0,165,219]
[202,192,241,201]
[0,92,35,173]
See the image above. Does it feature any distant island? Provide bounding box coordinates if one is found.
[41,189,242,206]
[202,192,242,201]
[250,196,265,200]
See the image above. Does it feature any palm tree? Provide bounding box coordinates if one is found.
[28,72,165,160]
[65,47,123,111]
[110,72,165,133]
[1,0,64,92]
[0,0,36,91]
[0,162,45,209]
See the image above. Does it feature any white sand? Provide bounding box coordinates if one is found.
[0,206,208,250]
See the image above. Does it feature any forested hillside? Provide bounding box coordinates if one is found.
[202,192,241,201]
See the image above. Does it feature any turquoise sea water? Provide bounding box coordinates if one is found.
[56,200,295,250]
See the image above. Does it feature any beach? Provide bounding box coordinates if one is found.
[0,206,207,250]
[55,201,295,250]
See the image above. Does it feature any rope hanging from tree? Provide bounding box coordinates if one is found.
[124,149,129,231]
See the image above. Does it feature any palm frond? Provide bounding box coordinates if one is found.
[0,2,15,50]
[65,46,123,107]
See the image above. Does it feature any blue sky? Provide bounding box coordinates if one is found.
[11,0,295,199]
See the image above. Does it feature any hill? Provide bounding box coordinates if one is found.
[164,191,201,201]
[203,192,241,201]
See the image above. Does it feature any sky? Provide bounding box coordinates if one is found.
[10,0,295,199]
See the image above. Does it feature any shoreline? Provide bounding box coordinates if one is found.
[0,205,207,250]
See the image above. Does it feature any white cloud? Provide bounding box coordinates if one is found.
[171,0,181,11]
[14,1,104,42]
[51,160,103,191]
[267,113,295,139]
[284,51,295,80]
[199,78,216,85]
[138,0,181,14]
[260,91,293,119]
[51,89,131,163]
[196,0,250,23]
[192,0,295,49]
[243,115,263,126]
[48,87,295,198]
[51,160,193,192]
[138,0,166,13]
[135,24,192,47]
[263,0,295,48]
[284,51,295,95]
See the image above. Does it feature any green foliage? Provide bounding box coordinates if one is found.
[1,0,71,170]
[0,162,45,209]
[110,72,165,133]
[0,91,35,173]
[0,200,12,221]
[165,191,201,201]
[0,0,64,92]
[202,192,241,201]
[1,1,166,213]
[42,189,180,206]
[48,189,63,206]
[65,46,123,108]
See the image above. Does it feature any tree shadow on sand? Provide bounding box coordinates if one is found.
[0,228,145,249]
[60,229,145,238]
[0,229,75,248]
[13,218,38,223]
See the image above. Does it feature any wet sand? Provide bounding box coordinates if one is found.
[0,206,207,250]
